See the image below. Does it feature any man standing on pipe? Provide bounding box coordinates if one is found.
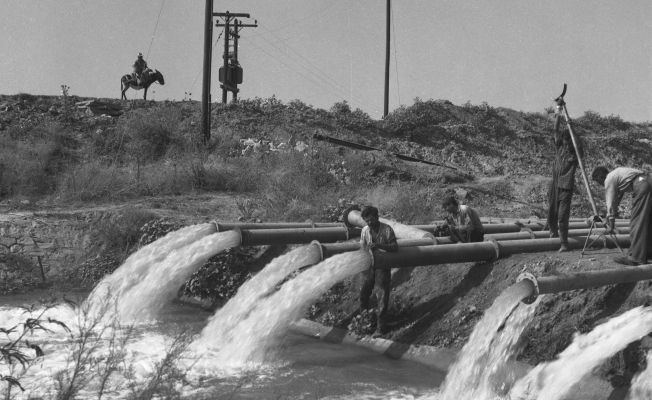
[441,196,484,243]
[547,108,582,252]
[359,206,398,337]
[592,166,652,266]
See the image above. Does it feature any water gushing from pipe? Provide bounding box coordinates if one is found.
[87,227,239,322]
[510,307,652,400]
[190,246,321,355]
[85,223,217,318]
[189,250,372,370]
[430,281,538,400]
[627,351,652,400]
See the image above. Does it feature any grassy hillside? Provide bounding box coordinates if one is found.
[2,94,650,222]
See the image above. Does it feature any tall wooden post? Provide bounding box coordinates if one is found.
[222,13,231,104]
[201,0,213,143]
[383,0,390,118]
[233,20,239,102]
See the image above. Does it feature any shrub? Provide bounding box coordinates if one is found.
[120,108,185,162]
[92,208,158,261]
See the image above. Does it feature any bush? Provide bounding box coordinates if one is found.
[0,124,78,198]
[92,208,158,261]
[120,108,185,162]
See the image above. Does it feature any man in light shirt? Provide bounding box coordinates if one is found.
[592,166,652,266]
[441,196,484,243]
[359,206,398,337]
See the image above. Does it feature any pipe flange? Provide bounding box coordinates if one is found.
[232,227,244,246]
[488,239,501,261]
[210,220,221,233]
[342,205,361,228]
[309,240,325,261]
[516,272,539,304]
[520,227,535,239]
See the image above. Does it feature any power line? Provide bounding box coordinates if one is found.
[254,23,368,108]
[246,37,367,110]
[146,0,166,59]
[248,1,341,38]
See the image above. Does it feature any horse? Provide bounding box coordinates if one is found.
[120,69,165,100]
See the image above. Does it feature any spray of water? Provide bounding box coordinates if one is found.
[627,351,652,400]
[85,223,216,316]
[191,246,320,354]
[510,307,652,400]
[429,281,537,400]
[190,250,372,370]
[114,230,241,321]
[379,217,430,239]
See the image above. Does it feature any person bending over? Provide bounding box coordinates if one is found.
[592,166,652,266]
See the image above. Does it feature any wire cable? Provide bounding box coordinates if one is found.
[146,0,166,59]
[254,23,367,109]
[246,36,367,110]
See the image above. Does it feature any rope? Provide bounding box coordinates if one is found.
[145,0,166,59]
[391,1,400,106]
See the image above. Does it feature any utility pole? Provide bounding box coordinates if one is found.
[383,0,390,118]
[201,0,213,143]
[215,12,257,104]
[232,20,240,102]
[200,7,255,143]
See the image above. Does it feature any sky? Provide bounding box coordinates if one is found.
[1,0,651,121]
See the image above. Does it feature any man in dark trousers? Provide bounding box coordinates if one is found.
[359,206,398,337]
[592,166,652,266]
[548,110,581,252]
[441,196,484,243]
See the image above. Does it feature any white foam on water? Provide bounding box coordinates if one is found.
[188,250,372,373]
[113,230,241,321]
[422,281,537,400]
[510,306,652,400]
[189,246,319,355]
[85,223,216,318]
[627,351,652,400]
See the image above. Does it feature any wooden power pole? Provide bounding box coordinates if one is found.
[201,6,255,143]
[201,0,213,143]
[215,12,257,104]
[383,0,390,118]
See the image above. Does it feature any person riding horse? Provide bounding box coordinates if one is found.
[132,53,148,85]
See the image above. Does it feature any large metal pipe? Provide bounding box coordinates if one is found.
[223,224,629,248]
[215,222,345,231]
[343,209,627,235]
[316,227,630,257]
[517,264,652,303]
[318,234,630,268]
[237,227,350,246]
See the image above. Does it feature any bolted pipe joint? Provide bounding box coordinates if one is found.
[516,272,540,304]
